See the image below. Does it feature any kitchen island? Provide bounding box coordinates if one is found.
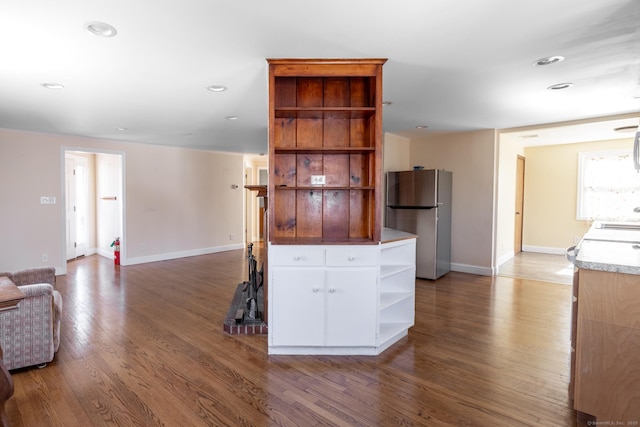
[571,222,640,423]
[268,229,416,356]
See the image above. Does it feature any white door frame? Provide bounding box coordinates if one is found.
[61,147,126,274]
[65,153,90,260]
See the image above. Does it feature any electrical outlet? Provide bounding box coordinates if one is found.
[42,253,48,262]
[229,234,234,241]
[311,175,326,185]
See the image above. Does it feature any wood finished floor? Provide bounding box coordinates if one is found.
[498,252,574,285]
[6,248,577,426]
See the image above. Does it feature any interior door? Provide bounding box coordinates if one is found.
[514,155,525,254]
[65,154,89,260]
[65,157,77,260]
[258,168,268,240]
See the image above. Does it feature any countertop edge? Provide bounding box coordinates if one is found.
[381,228,417,243]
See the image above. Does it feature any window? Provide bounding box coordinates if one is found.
[577,149,640,221]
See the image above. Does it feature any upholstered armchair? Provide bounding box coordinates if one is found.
[0,267,63,370]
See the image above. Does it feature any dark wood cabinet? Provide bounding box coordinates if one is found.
[267,59,386,244]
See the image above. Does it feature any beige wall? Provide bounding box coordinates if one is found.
[383,132,411,173]
[0,128,245,274]
[5,123,628,277]
[408,129,497,275]
[522,138,634,252]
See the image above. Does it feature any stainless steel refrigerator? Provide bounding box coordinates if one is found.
[385,169,452,279]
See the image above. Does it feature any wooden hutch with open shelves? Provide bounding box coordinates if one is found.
[267,58,386,244]
[266,59,417,355]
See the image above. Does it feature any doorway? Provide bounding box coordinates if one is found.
[257,167,268,241]
[514,155,525,254]
[65,154,89,260]
[64,149,124,264]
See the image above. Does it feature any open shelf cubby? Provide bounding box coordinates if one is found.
[268,59,386,244]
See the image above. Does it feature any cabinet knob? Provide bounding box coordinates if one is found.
[329,288,336,293]
[293,256,301,261]
[348,256,356,262]
[312,288,320,293]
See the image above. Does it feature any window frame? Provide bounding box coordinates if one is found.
[576,149,638,221]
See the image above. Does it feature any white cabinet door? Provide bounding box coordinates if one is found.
[325,268,377,346]
[271,268,325,346]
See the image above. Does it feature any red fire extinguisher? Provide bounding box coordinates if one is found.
[111,237,120,265]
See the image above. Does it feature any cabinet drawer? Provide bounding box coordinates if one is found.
[326,247,378,266]
[270,246,324,266]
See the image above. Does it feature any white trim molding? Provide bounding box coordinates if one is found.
[521,245,566,255]
[451,262,495,276]
[124,244,245,266]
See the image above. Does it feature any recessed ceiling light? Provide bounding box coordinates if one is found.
[207,85,227,92]
[613,125,638,133]
[86,21,117,37]
[519,134,539,139]
[382,101,393,107]
[534,56,565,66]
[115,127,127,131]
[225,116,239,120]
[415,125,428,129]
[41,83,64,90]
[547,83,574,90]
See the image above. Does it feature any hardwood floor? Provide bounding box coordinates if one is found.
[498,252,574,285]
[5,248,578,426]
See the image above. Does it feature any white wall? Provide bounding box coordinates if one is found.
[95,153,122,258]
[408,129,497,275]
[495,136,525,265]
[0,128,245,274]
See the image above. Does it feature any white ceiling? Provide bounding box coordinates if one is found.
[1,0,638,153]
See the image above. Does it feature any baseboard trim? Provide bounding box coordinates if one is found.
[521,245,567,255]
[497,251,515,267]
[124,244,245,266]
[451,263,495,277]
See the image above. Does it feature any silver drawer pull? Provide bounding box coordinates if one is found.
[293,256,301,261]
[348,256,356,262]
[312,288,320,293]
[573,296,577,303]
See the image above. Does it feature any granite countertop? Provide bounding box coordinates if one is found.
[575,222,640,275]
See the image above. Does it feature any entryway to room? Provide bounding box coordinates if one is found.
[64,149,124,264]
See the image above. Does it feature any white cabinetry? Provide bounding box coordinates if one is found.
[268,234,416,355]
[379,239,416,349]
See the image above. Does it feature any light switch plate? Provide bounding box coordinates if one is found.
[311,175,326,185]
[40,196,56,204]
